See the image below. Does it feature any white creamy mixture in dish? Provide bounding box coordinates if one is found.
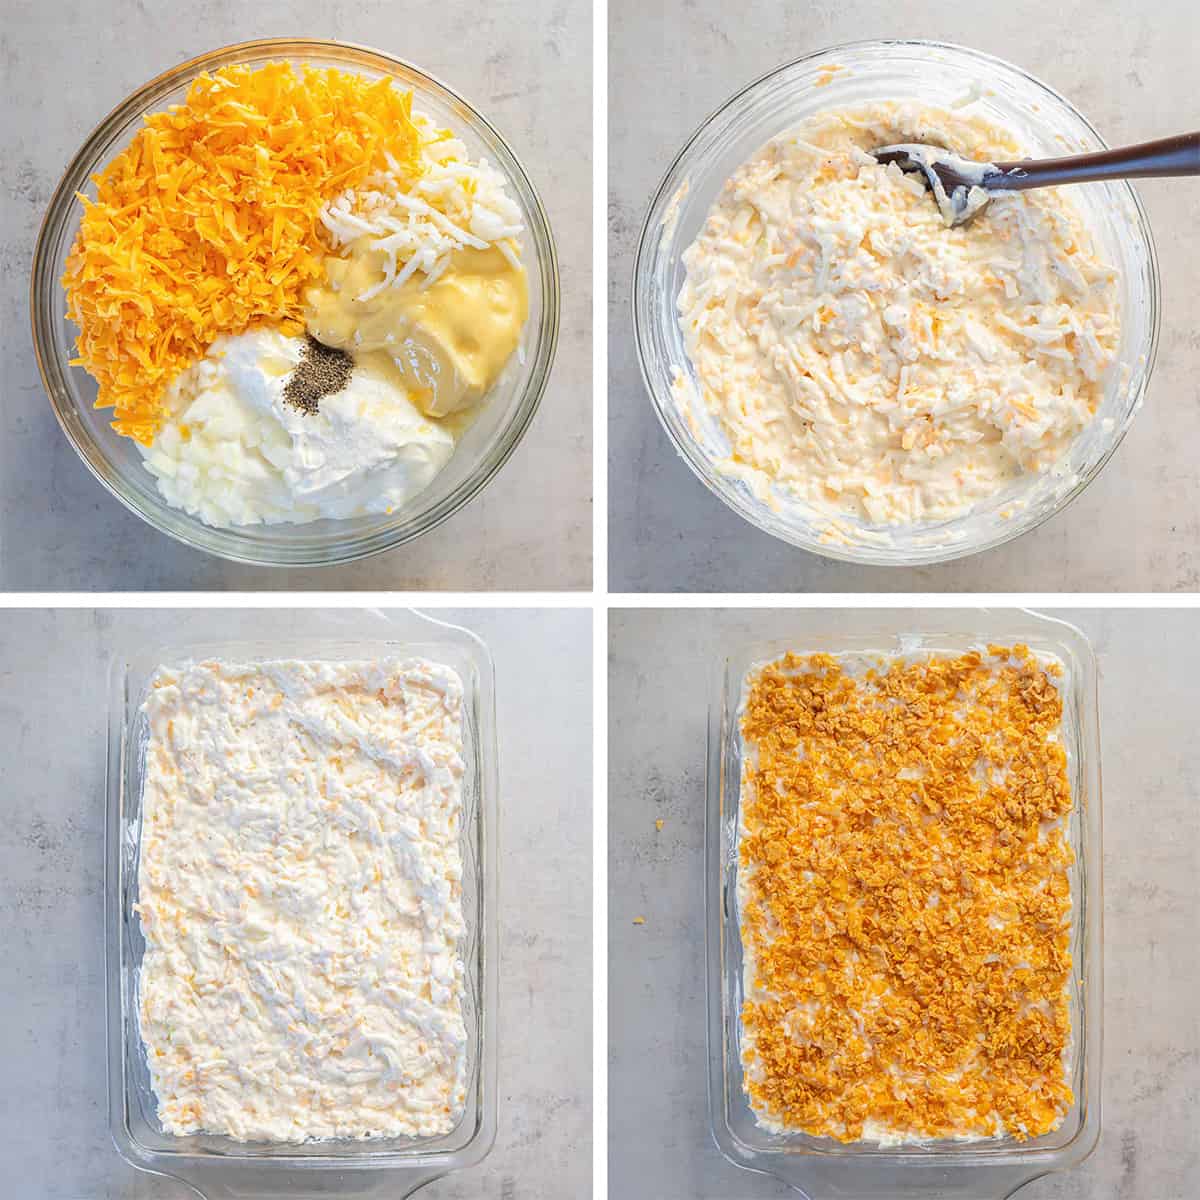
[135,657,469,1142]
[675,102,1120,529]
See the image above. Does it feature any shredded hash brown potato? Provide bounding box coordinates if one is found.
[737,646,1074,1142]
[62,62,421,443]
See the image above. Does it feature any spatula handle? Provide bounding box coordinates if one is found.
[990,131,1200,189]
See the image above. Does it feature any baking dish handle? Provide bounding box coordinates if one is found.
[747,1159,1048,1199]
[159,1168,446,1199]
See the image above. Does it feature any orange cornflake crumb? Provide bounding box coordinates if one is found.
[633,917,646,925]
[738,648,1074,1144]
[62,61,421,443]
[655,819,664,832]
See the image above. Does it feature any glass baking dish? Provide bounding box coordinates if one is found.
[104,610,498,1199]
[705,609,1102,1199]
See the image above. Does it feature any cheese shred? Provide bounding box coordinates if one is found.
[62,62,422,442]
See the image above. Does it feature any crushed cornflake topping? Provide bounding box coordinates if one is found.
[63,62,421,443]
[738,646,1074,1143]
[319,115,525,299]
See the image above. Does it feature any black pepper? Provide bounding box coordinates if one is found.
[283,336,354,415]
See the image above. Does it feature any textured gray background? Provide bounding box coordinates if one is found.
[608,0,1200,592]
[1,0,591,591]
[0,607,592,1199]
[609,608,1200,1199]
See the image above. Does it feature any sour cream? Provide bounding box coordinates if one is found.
[140,329,455,527]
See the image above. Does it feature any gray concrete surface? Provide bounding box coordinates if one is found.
[609,608,1200,1199]
[0,607,592,1199]
[1,1,591,591]
[608,0,1200,592]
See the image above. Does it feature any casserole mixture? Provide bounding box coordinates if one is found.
[737,646,1074,1142]
[676,103,1119,531]
[135,657,468,1142]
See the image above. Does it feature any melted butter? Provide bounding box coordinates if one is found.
[306,243,528,418]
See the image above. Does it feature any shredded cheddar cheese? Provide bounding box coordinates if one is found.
[62,62,421,442]
[738,647,1074,1143]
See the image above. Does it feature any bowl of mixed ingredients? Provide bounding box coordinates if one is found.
[634,40,1159,566]
[32,39,559,566]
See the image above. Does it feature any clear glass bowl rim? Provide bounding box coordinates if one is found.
[633,38,1161,568]
[104,614,500,1183]
[31,37,560,568]
[703,609,1103,1195]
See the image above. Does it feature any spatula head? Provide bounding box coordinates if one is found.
[872,143,996,227]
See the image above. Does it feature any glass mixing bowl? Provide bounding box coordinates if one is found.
[31,39,559,567]
[633,40,1160,567]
